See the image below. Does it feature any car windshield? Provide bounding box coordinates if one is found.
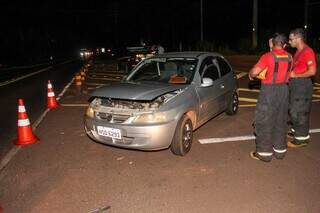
[126,57,198,84]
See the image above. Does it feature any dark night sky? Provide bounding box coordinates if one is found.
[0,0,319,65]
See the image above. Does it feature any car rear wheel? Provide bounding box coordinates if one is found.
[170,115,193,156]
[225,91,239,115]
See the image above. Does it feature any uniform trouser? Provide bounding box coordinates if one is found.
[289,78,313,143]
[254,84,289,159]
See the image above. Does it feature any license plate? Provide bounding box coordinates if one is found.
[97,126,122,139]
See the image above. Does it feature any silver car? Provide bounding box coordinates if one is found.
[84,52,238,156]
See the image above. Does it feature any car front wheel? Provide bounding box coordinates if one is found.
[170,115,193,156]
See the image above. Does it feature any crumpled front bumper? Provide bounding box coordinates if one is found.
[84,117,178,151]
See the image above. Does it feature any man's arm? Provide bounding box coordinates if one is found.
[249,66,263,80]
[290,65,316,78]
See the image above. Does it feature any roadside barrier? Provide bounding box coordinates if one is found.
[80,70,86,81]
[13,99,39,145]
[47,80,59,109]
[75,74,82,85]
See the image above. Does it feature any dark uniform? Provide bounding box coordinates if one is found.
[288,45,317,146]
[253,49,292,161]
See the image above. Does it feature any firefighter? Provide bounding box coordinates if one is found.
[287,28,317,147]
[249,33,292,162]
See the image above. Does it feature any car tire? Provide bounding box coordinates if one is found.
[170,115,193,156]
[225,91,239,115]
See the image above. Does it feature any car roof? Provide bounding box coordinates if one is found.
[155,51,223,59]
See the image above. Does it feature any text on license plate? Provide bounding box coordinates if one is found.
[97,126,122,139]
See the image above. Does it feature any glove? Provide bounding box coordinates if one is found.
[256,67,267,80]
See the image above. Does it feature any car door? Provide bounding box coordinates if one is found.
[195,57,223,123]
[216,56,236,109]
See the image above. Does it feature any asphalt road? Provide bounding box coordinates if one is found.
[0,55,319,213]
[0,60,83,159]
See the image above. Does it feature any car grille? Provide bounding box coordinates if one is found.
[96,112,131,123]
[112,137,134,145]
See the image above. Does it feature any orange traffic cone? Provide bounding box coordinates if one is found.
[13,99,39,145]
[47,80,59,109]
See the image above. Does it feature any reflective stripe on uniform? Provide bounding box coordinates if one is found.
[273,148,287,153]
[290,128,295,132]
[295,135,310,140]
[18,119,30,126]
[48,92,55,97]
[275,55,289,59]
[257,152,273,156]
[18,106,26,112]
[48,84,53,89]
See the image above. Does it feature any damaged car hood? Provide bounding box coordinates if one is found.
[91,81,188,101]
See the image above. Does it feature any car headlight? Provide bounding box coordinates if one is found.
[86,106,95,118]
[133,112,168,124]
[86,98,101,118]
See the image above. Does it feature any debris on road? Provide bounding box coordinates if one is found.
[88,205,111,213]
[116,156,125,161]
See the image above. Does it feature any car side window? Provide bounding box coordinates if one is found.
[199,57,214,76]
[203,64,220,81]
[217,57,232,77]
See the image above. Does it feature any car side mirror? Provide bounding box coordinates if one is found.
[201,77,213,87]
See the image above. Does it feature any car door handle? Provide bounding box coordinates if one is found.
[220,84,225,89]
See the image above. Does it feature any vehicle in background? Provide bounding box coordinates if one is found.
[85,52,238,156]
[80,48,94,58]
[117,46,155,73]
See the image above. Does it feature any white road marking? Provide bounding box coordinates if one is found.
[199,135,256,144]
[0,146,21,174]
[32,109,50,130]
[199,128,320,144]
[57,77,75,100]
[310,128,320,133]
[85,82,107,86]
[87,87,98,90]
[61,103,88,107]
[239,87,320,93]
[239,99,320,106]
